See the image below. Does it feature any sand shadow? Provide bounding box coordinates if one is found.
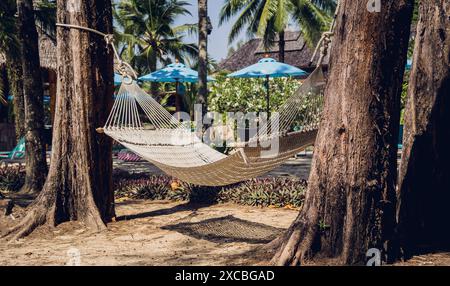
[116,202,213,222]
[162,215,285,244]
[3,192,37,208]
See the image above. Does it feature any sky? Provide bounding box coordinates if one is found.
[173,0,247,62]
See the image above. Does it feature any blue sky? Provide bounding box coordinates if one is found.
[173,0,247,62]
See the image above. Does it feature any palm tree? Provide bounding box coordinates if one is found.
[0,0,25,139]
[197,0,208,114]
[16,0,49,194]
[0,0,55,139]
[114,0,198,76]
[219,0,336,62]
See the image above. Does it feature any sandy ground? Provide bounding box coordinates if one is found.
[3,150,450,266]
[0,200,298,266]
[0,153,311,266]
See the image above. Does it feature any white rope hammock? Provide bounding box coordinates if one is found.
[56,1,338,186]
[103,66,325,186]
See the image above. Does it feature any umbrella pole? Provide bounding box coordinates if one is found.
[266,76,270,120]
[175,81,181,115]
[266,76,271,134]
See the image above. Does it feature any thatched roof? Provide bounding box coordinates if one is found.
[219,31,329,72]
[37,32,57,70]
[0,31,57,70]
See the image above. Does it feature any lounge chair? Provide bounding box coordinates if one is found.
[0,137,25,160]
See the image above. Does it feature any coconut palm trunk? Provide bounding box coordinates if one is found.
[16,0,48,194]
[197,0,208,115]
[278,30,285,63]
[5,56,25,140]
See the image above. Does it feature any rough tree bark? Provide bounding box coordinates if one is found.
[149,44,159,98]
[5,56,25,140]
[4,0,115,240]
[396,0,450,258]
[271,0,413,265]
[197,0,208,114]
[278,30,285,63]
[0,66,8,121]
[16,0,48,194]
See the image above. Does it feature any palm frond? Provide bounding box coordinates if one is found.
[34,0,56,37]
[113,0,196,73]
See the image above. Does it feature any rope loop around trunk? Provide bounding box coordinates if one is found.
[56,23,138,81]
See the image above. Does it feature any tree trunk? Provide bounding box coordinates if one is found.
[396,0,450,259]
[149,45,159,97]
[5,56,25,140]
[16,0,48,194]
[4,0,115,240]
[278,30,285,63]
[197,0,208,114]
[48,69,57,124]
[271,0,413,265]
[0,65,8,122]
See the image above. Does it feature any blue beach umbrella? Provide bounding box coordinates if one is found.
[139,62,214,112]
[139,62,215,83]
[228,57,308,115]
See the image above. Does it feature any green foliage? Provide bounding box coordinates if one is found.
[34,0,57,36]
[219,0,336,49]
[114,171,307,209]
[318,219,330,232]
[400,78,409,125]
[113,0,198,75]
[0,0,19,57]
[209,73,301,114]
[216,178,306,208]
[0,165,25,193]
[0,0,55,57]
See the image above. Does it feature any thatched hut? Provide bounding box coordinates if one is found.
[219,31,329,74]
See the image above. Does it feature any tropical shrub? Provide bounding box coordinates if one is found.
[209,73,301,114]
[114,171,307,209]
[0,165,25,193]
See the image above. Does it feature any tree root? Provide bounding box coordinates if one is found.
[1,192,53,241]
[17,182,42,197]
[1,188,107,241]
[270,212,319,266]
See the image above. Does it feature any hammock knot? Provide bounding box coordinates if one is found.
[104,34,114,46]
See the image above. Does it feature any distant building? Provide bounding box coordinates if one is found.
[219,31,329,74]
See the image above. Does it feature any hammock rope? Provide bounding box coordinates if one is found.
[55,8,338,185]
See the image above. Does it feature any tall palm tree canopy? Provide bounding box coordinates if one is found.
[0,0,55,100]
[114,0,198,75]
[219,0,336,48]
